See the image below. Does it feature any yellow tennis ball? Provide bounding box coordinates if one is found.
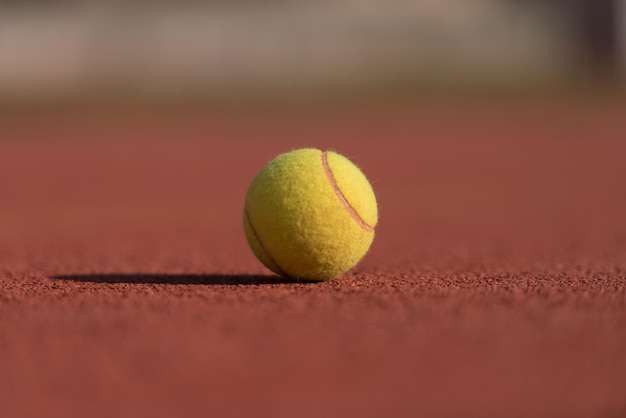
[243,148,378,281]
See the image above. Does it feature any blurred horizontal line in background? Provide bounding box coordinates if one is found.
[0,0,624,105]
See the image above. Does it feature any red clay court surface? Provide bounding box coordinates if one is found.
[1,101,625,418]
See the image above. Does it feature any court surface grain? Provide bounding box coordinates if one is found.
[1,103,625,418]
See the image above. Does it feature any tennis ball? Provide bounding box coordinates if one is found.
[243,148,378,281]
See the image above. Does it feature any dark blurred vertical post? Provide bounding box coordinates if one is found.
[580,0,619,79]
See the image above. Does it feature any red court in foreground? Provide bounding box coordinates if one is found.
[1,101,625,418]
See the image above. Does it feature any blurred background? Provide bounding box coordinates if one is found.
[1,0,625,251]
[0,0,625,106]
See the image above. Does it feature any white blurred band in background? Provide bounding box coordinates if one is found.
[0,0,623,100]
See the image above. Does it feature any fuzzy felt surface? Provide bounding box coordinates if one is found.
[244,148,377,280]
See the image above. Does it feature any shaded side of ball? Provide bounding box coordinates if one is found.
[243,148,377,281]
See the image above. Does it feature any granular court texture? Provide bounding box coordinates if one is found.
[1,102,625,418]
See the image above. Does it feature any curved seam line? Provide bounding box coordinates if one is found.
[321,151,374,232]
[245,208,291,279]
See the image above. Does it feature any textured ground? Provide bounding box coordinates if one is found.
[1,101,625,418]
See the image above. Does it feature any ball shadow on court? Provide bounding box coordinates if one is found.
[52,273,305,285]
